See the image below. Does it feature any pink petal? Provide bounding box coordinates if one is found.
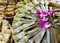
[44,22,52,30]
[40,18,49,28]
[42,18,49,21]
[48,10,56,16]
[39,12,47,18]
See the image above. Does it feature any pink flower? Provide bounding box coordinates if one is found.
[40,18,48,28]
[36,9,55,30]
[36,10,47,18]
[40,18,52,30]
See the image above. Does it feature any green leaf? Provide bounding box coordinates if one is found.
[23,0,28,4]
[16,13,25,18]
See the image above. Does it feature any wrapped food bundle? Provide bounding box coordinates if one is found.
[53,12,60,26]
[0,5,6,16]
[12,2,45,43]
[5,8,14,12]
[0,16,3,21]
[51,3,60,26]
[12,15,41,43]
[0,5,6,8]
[7,5,16,8]
[48,1,60,42]
[8,0,16,5]
[0,11,4,16]
[5,11,15,17]
[11,0,60,43]
[5,4,16,17]
[0,0,7,4]
[0,41,5,43]
[4,4,16,17]
[0,8,5,12]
